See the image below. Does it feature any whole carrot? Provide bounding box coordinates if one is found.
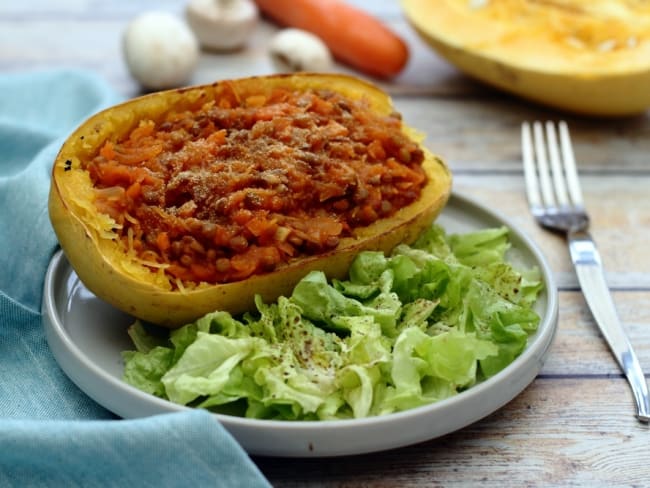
[254,0,409,78]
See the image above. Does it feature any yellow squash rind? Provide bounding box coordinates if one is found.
[402,0,650,116]
[49,73,451,327]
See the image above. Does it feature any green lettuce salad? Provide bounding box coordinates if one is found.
[122,225,543,420]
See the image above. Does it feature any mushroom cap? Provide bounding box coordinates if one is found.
[269,28,333,73]
[123,11,199,90]
[185,0,259,51]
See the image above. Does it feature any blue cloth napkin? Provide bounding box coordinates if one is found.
[0,70,270,487]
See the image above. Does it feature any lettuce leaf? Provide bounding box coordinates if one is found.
[122,225,543,420]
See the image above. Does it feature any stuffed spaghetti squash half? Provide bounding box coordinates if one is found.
[49,73,451,327]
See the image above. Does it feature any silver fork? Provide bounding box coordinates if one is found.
[522,120,650,423]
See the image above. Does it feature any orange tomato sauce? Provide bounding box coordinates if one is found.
[84,87,427,285]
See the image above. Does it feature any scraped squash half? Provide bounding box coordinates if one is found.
[49,73,451,327]
[402,0,650,116]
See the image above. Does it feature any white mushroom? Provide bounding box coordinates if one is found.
[185,0,259,51]
[123,11,199,91]
[269,28,333,73]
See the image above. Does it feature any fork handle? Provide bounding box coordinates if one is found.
[568,228,650,422]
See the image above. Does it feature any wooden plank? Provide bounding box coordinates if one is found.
[254,378,650,487]
[0,2,495,98]
[543,291,650,376]
[393,97,650,172]
[450,174,650,289]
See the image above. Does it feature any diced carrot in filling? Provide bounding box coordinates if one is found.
[83,88,427,286]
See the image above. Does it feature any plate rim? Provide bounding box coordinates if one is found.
[42,191,559,457]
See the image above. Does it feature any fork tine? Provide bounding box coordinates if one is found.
[532,121,556,208]
[521,122,542,210]
[545,121,570,207]
[558,121,584,208]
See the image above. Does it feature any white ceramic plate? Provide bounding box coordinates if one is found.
[42,192,558,457]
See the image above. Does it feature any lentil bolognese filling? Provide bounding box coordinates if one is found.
[84,86,427,286]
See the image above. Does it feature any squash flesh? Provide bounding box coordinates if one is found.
[402,0,650,115]
[49,73,452,327]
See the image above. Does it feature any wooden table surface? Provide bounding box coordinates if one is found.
[4,1,650,486]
